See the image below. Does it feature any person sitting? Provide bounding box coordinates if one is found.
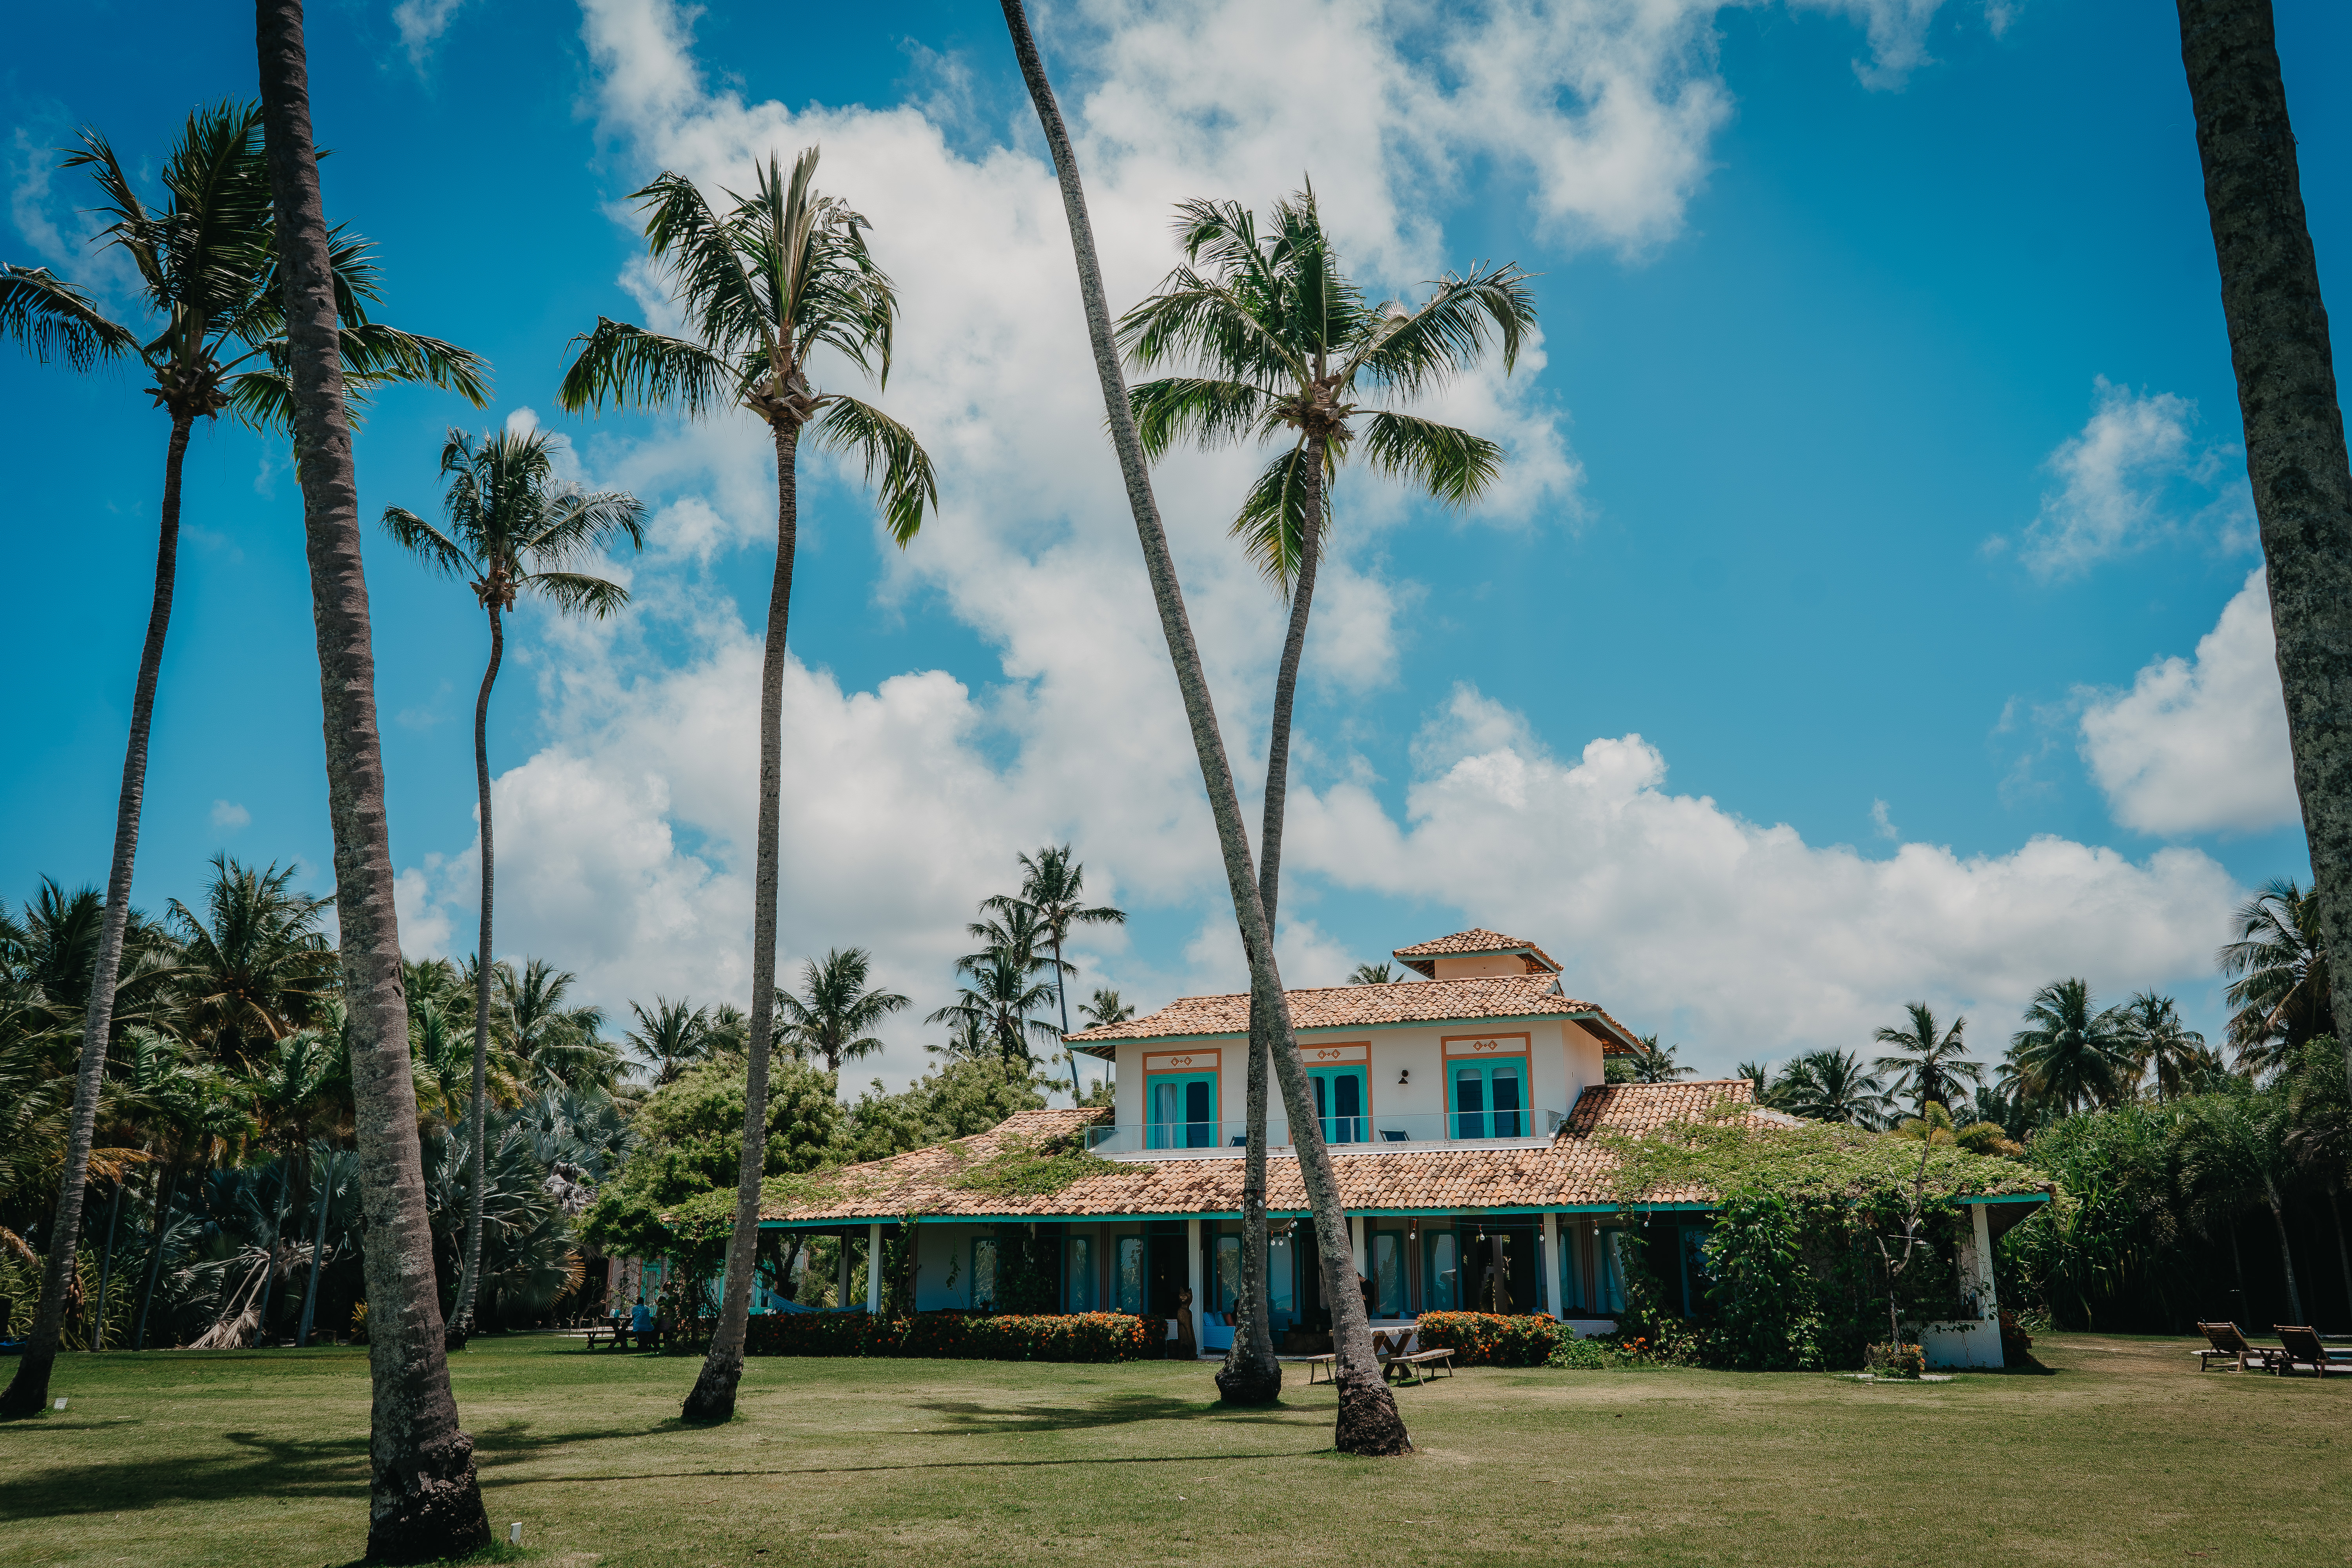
[629,1297,653,1351]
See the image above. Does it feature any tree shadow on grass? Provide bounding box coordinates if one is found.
[912,1395,1325,1435]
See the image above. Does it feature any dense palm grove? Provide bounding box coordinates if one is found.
[0,847,1116,1352]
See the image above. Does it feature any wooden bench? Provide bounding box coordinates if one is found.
[1386,1347,1456,1385]
[1279,1354,1338,1384]
[581,1323,630,1351]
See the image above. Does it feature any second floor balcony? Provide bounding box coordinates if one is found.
[1085,1108,1568,1160]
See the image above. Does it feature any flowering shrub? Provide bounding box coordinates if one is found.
[743,1308,1157,1362]
[1544,1332,1628,1369]
[1413,1312,1568,1367]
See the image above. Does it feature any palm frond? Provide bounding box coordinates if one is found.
[520,487,648,565]
[1230,441,1320,591]
[0,265,136,369]
[635,170,773,366]
[557,317,735,417]
[810,394,938,547]
[523,571,632,619]
[1127,376,1273,459]
[1360,412,1501,507]
[336,322,491,405]
[379,506,475,578]
[1352,261,1537,396]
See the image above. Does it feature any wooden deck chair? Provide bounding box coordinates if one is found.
[2196,1321,2276,1372]
[2271,1325,2352,1377]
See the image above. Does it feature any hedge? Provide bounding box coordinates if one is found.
[1412,1311,1570,1367]
[742,1308,1158,1362]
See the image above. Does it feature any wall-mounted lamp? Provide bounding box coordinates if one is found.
[1397,1068,1411,1086]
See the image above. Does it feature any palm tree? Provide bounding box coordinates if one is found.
[1078,989,1134,1029]
[1735,1060,1773,1100]
[926,955,1059,1065]
[559,144,936,1426]
[497,960,617,1093]
[383,427,642,1344]
[1120,189,1532,1410]
[2174,1081,2306,1324]
[0,98,484,1420]
[2176,1,2352,1098]
[1772,1050,1896,1128]
[999,0,1408,1454]
[252,5,490,1549]
[1624,1034,1695,1085]
[777,947,908,1074]
[1871,1003,1982,1115]
[2218,878,2330,1077]
[2006,979,2136,1116]
[168,855,340,1070]
[1347,963,1396,985]
[2114,991,2210,1101]
[984,846,1125,1097]
[623,998,715,1088]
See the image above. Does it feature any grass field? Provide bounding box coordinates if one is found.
[2,1332,2345,1568]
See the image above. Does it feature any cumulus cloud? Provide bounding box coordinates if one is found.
[2004,377,2256,577]
[392,0,472,66]
[395,0,2215,1088]
[2078,567,2298,837]
[1287,684,2242,1058]
[210,800,251,832]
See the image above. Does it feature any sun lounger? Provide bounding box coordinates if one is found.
[2271,1325,2352,1377]
[2196,1321,2277,1372]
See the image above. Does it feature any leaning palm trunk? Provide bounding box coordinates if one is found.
[0,413,190,1418]
[1221,448,1324,1406]
[448,604,505,1347]
[683,422,801,1423]
[254,2,490,1556]
[2176,0,2352,1098]
[1000,0,1405,1454]
[2263,1184,2305,1324]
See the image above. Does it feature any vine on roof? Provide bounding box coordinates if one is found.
[951,1132,1121,1199]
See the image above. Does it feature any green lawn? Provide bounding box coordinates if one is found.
[1,1332,2344,1567]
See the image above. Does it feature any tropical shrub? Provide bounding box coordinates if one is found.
[1702,1191,1824,1370]
[1544,1331,1628,1369]
[1413,1311,1567,1367]
[1864,1340,1924,1379]
[742,1308,1156,1361]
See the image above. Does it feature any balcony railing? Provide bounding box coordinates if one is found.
[1085,1108,1564,1156]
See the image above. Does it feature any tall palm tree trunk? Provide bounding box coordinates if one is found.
[0,410,190,1418]
[1221,446,1324,1406]
[1053,933,1081,1098]
[299,1147,331,1347]
[999,0,1406,1454]
[254,4,490,1555]
[134,1159,181,1351]
[449,606,504,1347]
[2177,1,2352,1098]
[254,1159,292,1345]
[2264,1185,2305,1324]
[684,419,800,1424]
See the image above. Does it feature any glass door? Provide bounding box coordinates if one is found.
[1066,1234,1097,1312]
[1370,1230,1406,1318]
[1114,1235,1145,1316]
[1147,1073,1218,1148]
[1449,1060,1526,1138]
[1422,1228,1459,1311]
[1308,1065,1368,1144]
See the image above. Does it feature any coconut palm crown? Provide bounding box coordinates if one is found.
[1871,1002,1982,1115]
[778,947,909,1074]
[2004,978,2136,1115]
[2218,877,2331,1077]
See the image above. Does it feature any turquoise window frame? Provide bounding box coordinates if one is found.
[1114,1233,1146,1316]
[1307,1065,1370,1145]
[1146,1071,1219,1149]
[1066,1234,1097,1312]
[1448,1057,1528,1139]
[971,1236,998,1310]
[1422,1227,1460,1312]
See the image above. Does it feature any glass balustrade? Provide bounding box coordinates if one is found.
[1085,1108,1564,1155]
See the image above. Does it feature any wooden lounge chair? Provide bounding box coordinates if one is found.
[2196,1321,2277,1372]
[2271,1325,2352,1377]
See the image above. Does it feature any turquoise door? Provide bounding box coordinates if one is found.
[1450,1060,1526,1138]
[1308,1066,1368,1144]
[1115,1235,1145,1315]
[1370,1231,1406,1318]
[1148,1073,1218,1148]
[1423,1229,1459,1310]
[1066,1235,1097,1311]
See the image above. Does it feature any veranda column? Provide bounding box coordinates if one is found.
[865,1222,884,1314]
[1539,1212,1561,1317]
[1965,1204,1998,1321]
[1186,1217,1205,1357]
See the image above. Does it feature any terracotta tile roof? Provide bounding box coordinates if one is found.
[1392,928,1563,976]
[1063,974,1638,1054]
[750,1082,2011,1225]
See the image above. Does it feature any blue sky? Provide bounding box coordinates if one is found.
[5,0,2345,1090]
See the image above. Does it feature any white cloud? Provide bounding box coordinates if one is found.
[2005,377,2255,577]
[1287,687,2243,1060]
[392,0,472,66]
[1870,798,1898,840]
[2078,566,2298,837]
[210,800,251,831]
[393,0,2179,1089]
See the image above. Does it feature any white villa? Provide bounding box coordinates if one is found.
[746,929,2043,1366]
